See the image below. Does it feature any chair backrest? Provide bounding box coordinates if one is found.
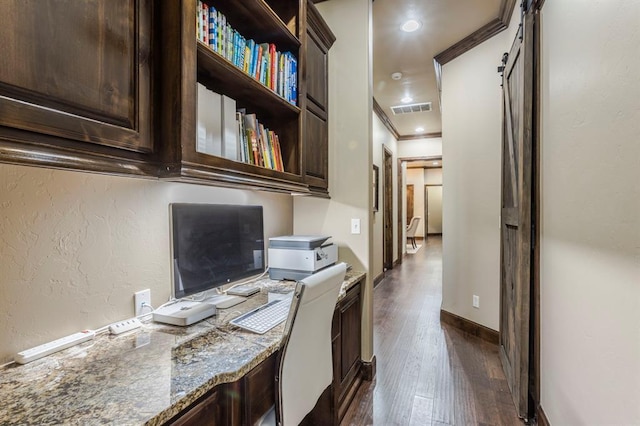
[276,262,347,426]
[406,216,421,237]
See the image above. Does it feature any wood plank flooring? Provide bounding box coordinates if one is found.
[342,237,522,426]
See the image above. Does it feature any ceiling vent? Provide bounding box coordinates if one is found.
[390,102,432,115]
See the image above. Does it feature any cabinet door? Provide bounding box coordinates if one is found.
[0,0,153,156]
[170,389,222,426]
[303,3,334,192]
[304,105,328,189]
[243,352,276,425]
[340,289,362,389]
[306,30,328,111]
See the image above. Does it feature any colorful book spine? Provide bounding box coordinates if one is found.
[195,5,297,106]
[208,6,217,50]
[290,56,297,105]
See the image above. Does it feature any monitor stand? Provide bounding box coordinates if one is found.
[152,300,216,326]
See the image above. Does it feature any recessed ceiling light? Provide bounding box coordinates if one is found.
[415,127,425,132]
[391,72,403,80]
[401,96,413,103]
[401,19,421,33]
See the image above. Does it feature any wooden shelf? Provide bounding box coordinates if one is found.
[208,0,300,52]
[197,42,300,120]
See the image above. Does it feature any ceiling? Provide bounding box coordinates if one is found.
[372,0,512,139]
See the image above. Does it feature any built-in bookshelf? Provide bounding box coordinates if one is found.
[153,0,336,194]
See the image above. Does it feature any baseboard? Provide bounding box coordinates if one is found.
[440,309,499,345]
[536,405,550,426]
[393,258,400,267]
[427,233,442,236]
[361,355,377,381]
[373,273,384,288]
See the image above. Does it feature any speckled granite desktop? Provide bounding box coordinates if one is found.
[0,271,364,426]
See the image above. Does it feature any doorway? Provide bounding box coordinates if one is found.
[424,184,443,239]
[383,147,394,270]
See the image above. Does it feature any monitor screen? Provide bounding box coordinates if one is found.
[170,203,264,299]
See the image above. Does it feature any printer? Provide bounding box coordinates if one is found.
[268,235,338,281]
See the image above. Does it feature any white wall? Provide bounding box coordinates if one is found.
[539,1,640,423]
[0,164,292,363]
[424,168,442,185]
[398,137,442,158]
[372,112,399,280]
[425,168,443,234]
[294,0,374,360]
[440,10,520,330]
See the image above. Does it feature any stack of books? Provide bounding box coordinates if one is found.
[197,1,298,106]
[197,84,285,172]
[237,110,285,172]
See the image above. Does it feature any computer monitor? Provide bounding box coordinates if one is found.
[170,203,265,299]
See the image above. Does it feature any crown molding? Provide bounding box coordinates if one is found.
[372,97,401,140]
[398,132,442,141]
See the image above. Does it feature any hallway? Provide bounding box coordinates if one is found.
[342,237,521,425]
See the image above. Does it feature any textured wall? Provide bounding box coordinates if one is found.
[0,164,292,363]
[440,9,520,331]
[397,137,442,159]
[540,1,640,423]
[294,0,374,361]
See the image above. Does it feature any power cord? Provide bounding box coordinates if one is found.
[223,268,270,294]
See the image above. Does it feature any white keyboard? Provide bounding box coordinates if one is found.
[230,299,290,334]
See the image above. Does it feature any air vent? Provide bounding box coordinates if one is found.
[390,102,432,115]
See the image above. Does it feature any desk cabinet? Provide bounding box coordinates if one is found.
[333,279,363,423]
[168,278,364,425]
[167,353,276,426]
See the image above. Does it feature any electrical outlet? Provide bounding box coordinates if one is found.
[134,289,151,316]
[351,218,361,234]
[472,295,480,309]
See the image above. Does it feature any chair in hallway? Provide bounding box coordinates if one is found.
[406,216,421,249]
[260,262,347,426]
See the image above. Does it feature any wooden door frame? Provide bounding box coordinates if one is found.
[396,159,403,263]
[423,185,428,240]
[424,184,442,237]
[530,0,542,420]
[383,147,393,270]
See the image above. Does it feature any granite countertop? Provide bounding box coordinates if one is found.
[0,270,365,426]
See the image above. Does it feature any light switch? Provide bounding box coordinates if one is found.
[351,218,361,234]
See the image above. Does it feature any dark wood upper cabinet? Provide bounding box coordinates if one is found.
[0,0,155,176]
[0,0,335,195]
[302,1,335,193]
[157,0,310,193]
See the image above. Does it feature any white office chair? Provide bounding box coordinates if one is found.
[406,216,421,249]
[260,262,347,426]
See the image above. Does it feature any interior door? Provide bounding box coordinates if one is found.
[383,148,394,270]
[426,185,443,234]
[499,11,534,419]
[423,185,429,239]
[406,184,414,223]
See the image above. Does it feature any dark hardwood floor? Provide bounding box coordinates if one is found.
[342,237,522,425]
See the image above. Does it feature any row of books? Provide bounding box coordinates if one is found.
[237,110,285,172]
[196,1,298,106]
[197,84,284,172]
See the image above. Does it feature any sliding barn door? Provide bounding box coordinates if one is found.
[499,11,534,419]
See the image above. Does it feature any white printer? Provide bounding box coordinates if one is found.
[268,235,338,281]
